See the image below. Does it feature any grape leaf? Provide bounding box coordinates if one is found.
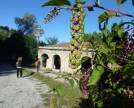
[42,0,71,7]
[116,0,126,7]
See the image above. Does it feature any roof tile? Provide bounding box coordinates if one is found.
[45,42,90,48]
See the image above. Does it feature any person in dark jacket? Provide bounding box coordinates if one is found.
[16,57,23,78]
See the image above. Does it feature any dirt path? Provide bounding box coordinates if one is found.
[0,62,49,108]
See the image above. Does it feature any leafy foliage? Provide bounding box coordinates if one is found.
[41,0,71,7]
[0,26,9,31]
[55,84,65,96]
[132,0,134,6]
[98,11,117,23]
[84,31,102,42]
[116,0,126,7]
[95,0,100,6]
[14,13,43,35]
[75,0,87,4]
[0,28,10,41]
[0,29,38,65]
[88,65,104,86]
[45,35,59,45]
[41,0,134,108]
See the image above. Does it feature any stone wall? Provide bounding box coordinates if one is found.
[38,46,93,73]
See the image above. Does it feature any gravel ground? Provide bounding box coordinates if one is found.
[0,62,49,108]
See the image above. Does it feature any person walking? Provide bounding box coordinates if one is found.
[35,58,41,72]
[16,57,23,78]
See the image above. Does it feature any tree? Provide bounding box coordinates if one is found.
[39,41,47,46]
[0,26,11,41]
[0,29,38,65]
[0,26,9,31]
[84,31,102,42]
[14,12,43,35]
[23,35,38,64]
[39,36,59,46]
[45,35,59,45]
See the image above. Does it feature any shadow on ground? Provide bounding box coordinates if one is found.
[0,71,16,76]
[23,72,35,78]
[44,71,50,73]
[0,62,16,76]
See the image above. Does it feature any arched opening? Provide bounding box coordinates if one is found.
[42,54,49,67]
[53,55,61,69]
[81,56,91,69]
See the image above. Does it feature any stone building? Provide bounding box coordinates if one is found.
[38,42,93,73]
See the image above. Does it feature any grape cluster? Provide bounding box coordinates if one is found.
[68,4,86,69]
[82,69,90,99]
[124,86,133,99]
[44,7,61,24]
[119,30,134,66]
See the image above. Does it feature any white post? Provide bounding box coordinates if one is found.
[35,26,43,49]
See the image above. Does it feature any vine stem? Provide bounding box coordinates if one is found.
[57,4,134,18]
[125,27,134,32]
[112,54,122,59]
[93,61,110,69]
[84,4,134,18]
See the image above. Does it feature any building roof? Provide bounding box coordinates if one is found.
[45,42,90,48]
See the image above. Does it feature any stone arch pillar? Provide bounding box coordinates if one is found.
[64,56,72,72]
[59,52,71,72]
[46,53,53,69]
[60,55,68,72]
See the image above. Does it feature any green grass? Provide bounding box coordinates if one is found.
[23,68,82,107]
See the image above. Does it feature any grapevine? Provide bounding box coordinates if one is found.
[42,0,134,107]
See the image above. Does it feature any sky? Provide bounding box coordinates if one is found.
[0,0,134,43]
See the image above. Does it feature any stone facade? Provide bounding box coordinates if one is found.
[38,42,93,73]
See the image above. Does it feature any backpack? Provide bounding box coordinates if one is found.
[16,61,19,67]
